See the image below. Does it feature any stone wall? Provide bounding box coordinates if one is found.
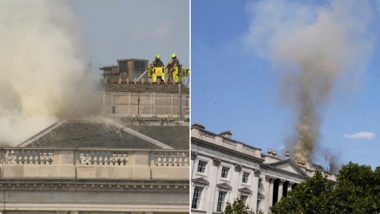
[103,92,189,120]
[0,148,189,214]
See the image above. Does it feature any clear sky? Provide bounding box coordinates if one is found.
[192,0,380,169]
[69,0,189,77]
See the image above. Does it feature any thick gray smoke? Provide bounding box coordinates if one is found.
[246,0,377,163]
[0,0,99,145]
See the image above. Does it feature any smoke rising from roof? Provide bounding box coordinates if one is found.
[0,0,99,145]
[245,0,378,163]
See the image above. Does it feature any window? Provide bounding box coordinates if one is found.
[216,191,227,212]
[221,166,229,178]
[197,160,207,173]
[240,195,248,204]
[191,186,203,209]
[242,172,249,183]
[134,60,147,72]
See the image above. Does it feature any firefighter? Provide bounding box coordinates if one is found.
[149,54,165,84]
[152,54,164,67]
[166,53,182,84]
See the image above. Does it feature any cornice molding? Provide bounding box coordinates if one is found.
[0,180,189,192]
[238,187,252,195]
[216,182,232,190]
[191,138,264,164]
[192,177,210,186]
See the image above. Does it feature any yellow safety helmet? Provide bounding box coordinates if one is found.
[171,53,177,59]
[155,54,160,59]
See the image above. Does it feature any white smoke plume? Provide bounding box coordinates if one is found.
[0,0,100,145]
[245,0,378,163]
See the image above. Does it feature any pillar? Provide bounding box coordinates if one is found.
[288,182,292,193]
[277,180,283,201]
[252,173,259,211]
[262,177,270,213]
[265,177,273,213]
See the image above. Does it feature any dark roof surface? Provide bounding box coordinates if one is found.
[26,122,161,149]
[128,125,189,150]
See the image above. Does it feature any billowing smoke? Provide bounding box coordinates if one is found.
[0,0,100,145]
[246,0,377,163]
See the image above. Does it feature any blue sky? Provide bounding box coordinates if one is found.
[69,0,189,76]
[192,0,380,168]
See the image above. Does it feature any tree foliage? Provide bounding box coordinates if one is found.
[271,162,380,214]
[223,198,261,214]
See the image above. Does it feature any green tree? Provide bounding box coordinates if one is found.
[271,171,333,214]
[329,162,380,213]
[223,198,257,214]
[271,162,380,214]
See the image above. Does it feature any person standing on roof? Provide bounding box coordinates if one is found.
[167,53,181,68]
[151,54,164,67]
[149,54,165,84]
[166,53,182,83]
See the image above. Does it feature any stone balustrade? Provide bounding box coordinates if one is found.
[77,150,129,166]
[0,148,189,180]
[3,149,54,165]
[152,151,189,167]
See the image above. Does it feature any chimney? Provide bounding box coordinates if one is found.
[285,151,290,157]
[267,148,273,155]
[296,159,307,166]
[192,124,205,130]
[220,130,232,139]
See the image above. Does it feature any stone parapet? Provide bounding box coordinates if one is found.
[0,148,189,181]
[191,128,262,160]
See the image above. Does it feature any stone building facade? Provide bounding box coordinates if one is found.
[191,124,335,214]
[0,120,189,214]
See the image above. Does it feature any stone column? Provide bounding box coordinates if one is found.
[251,171,259,211]
[206,159,220,212]
[288,182,293,193]
[262,177,270,213]
[257,176,265,213]
[278,180,283,201]
[265,177,273,213]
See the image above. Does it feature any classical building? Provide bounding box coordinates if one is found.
[191,124,335,214]
[0,119,189,214]
[0,74,190,214]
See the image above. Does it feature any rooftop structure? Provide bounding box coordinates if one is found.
[100,58,149,84]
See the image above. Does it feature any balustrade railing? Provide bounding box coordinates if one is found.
[76,150,129,166]
[152,151,189,167]
[0,148,188,180]
[0,149,189,168]
[3,149,53,165]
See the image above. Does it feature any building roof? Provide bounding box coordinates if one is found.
[127,124,189,150]
[191,123,262,151]
[20,119,187,149]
